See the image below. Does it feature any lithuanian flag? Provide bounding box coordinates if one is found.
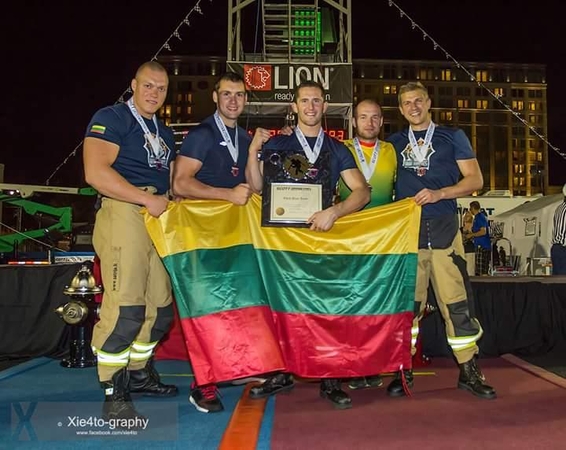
[145,195,420,385]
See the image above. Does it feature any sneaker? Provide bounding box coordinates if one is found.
[249,373,294,399]
[348,375,384,390]
[320,378,352,409]
[189,382,224,413]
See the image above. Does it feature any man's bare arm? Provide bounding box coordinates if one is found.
[83,137,167,217]
[172,155,252,205]
[414,158,483,206]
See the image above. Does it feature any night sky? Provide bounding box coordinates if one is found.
[3,0,565,187]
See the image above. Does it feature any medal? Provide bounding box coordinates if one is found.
[213,111,239,177]
[294,126,324,164]
[408,121,435,163]
[353,138,380,182]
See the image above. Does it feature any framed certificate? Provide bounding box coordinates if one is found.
[269,183,322,224]
[261,151,331,228]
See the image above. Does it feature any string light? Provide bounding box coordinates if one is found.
[388,0,564,161]
[45,0,212,185]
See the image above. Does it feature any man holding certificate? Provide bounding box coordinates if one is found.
[246,80,369,232]
[245,80,370,409]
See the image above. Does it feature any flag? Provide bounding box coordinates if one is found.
[145,195,420,384]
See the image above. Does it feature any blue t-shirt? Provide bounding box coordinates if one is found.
[84,103,174,195]
[261,132,356,188]
[178,115,251,189]
[388,126,476,219]
[472,212,491,250]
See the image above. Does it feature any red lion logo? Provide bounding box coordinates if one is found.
[244,65,272,91]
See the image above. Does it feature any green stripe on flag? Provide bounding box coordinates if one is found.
[163,245,268,319]
[164,245,416,319]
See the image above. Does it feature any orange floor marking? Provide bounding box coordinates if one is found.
[218,383,268,450]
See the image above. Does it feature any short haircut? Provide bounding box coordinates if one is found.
[353,99,382,119]
[294,80,326,101]
[469,200,481,210]
[135,60,167,78]
[397,81,428,105]
[214,71,246,92]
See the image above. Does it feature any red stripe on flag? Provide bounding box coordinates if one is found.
[180,306,286,385]
[273,311,413,378]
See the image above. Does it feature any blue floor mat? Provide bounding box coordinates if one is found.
[0,358,254,450]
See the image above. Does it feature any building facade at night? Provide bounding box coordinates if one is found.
[157,55,549,196]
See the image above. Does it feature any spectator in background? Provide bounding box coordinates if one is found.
[468,201,491,275]
[461,209,476,276]
[550,183,566,275]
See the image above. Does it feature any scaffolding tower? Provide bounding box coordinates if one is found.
[227,0,353,136]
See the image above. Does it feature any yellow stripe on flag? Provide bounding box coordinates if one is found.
[145,195,420,258]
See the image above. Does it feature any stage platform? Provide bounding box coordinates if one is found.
[1,356,566,449]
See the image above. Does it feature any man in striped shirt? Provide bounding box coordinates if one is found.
[551,183,566,275]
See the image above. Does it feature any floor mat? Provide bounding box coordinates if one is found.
[271,357,566,450]
[0,358,247,449]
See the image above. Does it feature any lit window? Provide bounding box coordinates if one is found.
[475,70,488,82]
[512,101,524,110]
[457,99,469,108]
[494,88,504,97]
[383,85,391,94]
[441,69,451,81]
[528,102,536,111]
[475,100,488,109]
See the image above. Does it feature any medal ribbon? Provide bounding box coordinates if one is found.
[213,111,239,166]
[408,121,435,162]
[294,126,324,164]
[127,98,162,157]
[353,138,380,182]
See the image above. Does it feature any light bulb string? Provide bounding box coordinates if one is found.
[388,0,563,161]
[45,0,212,185]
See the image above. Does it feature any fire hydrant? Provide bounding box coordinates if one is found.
[55,263,102,368]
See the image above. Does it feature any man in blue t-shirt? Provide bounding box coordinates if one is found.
[468,201,491,275]
[172,72,273,414]
[246,80,370,409]
[173,72,270,204]
[84,61,178,422]
[387,81,496,400]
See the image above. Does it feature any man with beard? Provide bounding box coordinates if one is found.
[339,99,397,391]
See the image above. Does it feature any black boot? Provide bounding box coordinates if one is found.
[102,367,145,421]
[386,369,413,397]
[129,360,178,397]
[320,379,352,409]
[458,358,496,399]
